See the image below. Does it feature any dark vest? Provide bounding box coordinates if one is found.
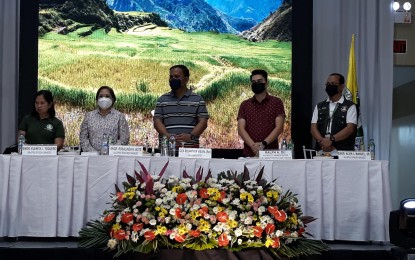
[315,98,356,151]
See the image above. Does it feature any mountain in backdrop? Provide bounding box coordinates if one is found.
[39,0,167,36]
[204,0,282,22]
[241,0,291,42]
[106,0,257,33]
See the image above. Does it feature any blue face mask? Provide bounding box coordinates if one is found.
[169,79,181,91]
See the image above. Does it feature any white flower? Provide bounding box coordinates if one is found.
[116,215,121,223]
[153,182,165,191]
[213,223,224,232]
[186,223,192,230]
[222,198,230,204]
[131,231,138,242]
[234,228,243,237]
[238,239,243,245]
[231,198,241,206]
[244,217,253,225]
[191,204,200,211]
[258,206,266,214]
[149,219,157,226]
[107,238,117,249]
[228,211,237,220]
[275,230,284,237]
[155,198,163,206]
[169,232,176,240]
[169,208,176,216]
[165,217,171,224]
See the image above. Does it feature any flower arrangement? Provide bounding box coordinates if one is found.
[79,160,328,257]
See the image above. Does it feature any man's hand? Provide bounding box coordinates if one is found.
[250,142,263,156]
[176,133,192,143]
[319,138,334,151]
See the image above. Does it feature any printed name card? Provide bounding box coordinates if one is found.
[178,148,212,158]
[337,151,371,160]
[109,145,143,156]
[22,145,57,156]
[259,150,293,160]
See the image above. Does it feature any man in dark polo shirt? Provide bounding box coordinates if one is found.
[237,69,286,157]
[154,64,209,148]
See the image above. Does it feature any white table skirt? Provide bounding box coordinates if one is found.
[0,155,391,241]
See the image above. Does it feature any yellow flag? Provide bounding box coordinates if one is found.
[346,34,364,141]
[347,34,358,103]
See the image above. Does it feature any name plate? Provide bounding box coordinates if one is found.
[178,148,212,158]
[22,145,57,156]
[337,151,371,160]
[259,150,293,160]
[109,145,143,156]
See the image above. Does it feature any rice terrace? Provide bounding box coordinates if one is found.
[38,4,292,149]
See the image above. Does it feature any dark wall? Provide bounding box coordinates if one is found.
[292,0,313,158]
[19,0,39,124]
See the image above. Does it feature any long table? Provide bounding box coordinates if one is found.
[0,155,391,241]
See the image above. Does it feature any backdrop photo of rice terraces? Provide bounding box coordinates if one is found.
[37,0,292,149]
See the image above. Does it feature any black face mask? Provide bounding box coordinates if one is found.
[169,79,182,91]
[325,84,339,97]
[251,82,266,94]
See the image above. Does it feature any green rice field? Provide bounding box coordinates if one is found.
[38,24,292,148]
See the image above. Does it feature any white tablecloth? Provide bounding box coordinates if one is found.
[0,155,391,241]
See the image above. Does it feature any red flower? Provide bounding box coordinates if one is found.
[217,191,227,202]
[116,192,124,202]
[298,227,305,236]
[199,188,209,199]
[199,206,209,215]
[175,208,182,219]
[271,237,280,248]
[216,211,229,223]
[267,206,278,214]
[189,230,201,237]
[103,213,115,223]
[132,223,144,232]
[274,210,287,222]
[253,226,263,238]
[121,213,134,224]
[176,193,188,205]
[114,229,126,240]
[174,234,186,243]
[290,206,297,212]
[218,233,229,247]
[265,223,275,235]
[144,231,156,241]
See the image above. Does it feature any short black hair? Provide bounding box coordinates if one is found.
[31,90,56,118]
[250,69,268,81]
[96,86,116,103]
[170,64,190,77]
[329,73,345,84]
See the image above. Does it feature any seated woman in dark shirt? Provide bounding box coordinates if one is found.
[18,90,65,150]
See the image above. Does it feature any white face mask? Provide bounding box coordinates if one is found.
[97,97,113,109]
